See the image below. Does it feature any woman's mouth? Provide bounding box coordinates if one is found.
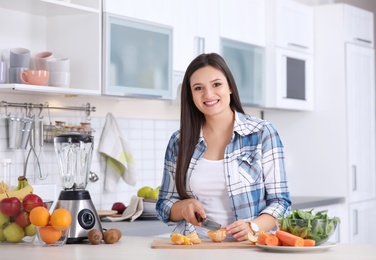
[204,100,219,106]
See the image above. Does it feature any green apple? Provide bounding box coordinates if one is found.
[0,212,10,228]
[0,228,6,242]
[137,186,153,198]
[3,222,25,243]
[24,223,36,237]
[146,189,159,199]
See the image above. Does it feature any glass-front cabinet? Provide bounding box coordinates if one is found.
[103,13,173,99]
[221,39,265,107]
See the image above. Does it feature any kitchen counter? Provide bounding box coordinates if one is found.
[1,236,375,260]
[102,196,345,237]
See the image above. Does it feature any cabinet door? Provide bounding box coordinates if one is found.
[196,0,220,54]
[221,39,264,107]
[344,5,374,47]
[275,0,313,53]
[346,44,376,202]
[272,48,313,110]
[220,0,265,47]
[349,200,376,244]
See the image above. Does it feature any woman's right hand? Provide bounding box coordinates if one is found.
[171,198,205,226]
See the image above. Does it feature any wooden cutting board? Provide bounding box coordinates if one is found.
[151,239,256,249]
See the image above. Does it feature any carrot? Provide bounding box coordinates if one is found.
[256,232,269,245]
[265,234,280,246]
[276,230,304,247]
[303,239,316,247]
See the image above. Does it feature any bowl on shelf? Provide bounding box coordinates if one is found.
[277,218,339,246]
[35,225,70,247]
[0,199,53,244]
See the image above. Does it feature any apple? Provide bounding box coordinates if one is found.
[3,222,25,243]
[111,202,127,214]
[22,194,43,212]
[0,211,10,227]
[0,228,5,242]
[0,197,22,216]
[24,224,36,237]
[146,189,159,199]
[14,210,30,228]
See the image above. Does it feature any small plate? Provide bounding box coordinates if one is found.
[97,210,117,218]
[256,242,336,253]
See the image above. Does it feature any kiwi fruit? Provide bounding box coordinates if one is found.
[88,229,103,245]
[103,229,119,244]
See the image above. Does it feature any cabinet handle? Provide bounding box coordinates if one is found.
[288,43,308,49]
[352,165,357,191]
[355,38,372,44]
[353,209,358,236]
[126,93,163,99]
[194,37,205,55]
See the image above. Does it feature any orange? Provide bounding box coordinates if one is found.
[39,225,62,244]
[50,208,72,231]
[29,206,50,227]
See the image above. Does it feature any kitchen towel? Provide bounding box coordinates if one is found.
[105,195,143,222]
[98,112,137,191]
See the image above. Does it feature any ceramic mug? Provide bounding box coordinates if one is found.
[49,71,70,87]
[0,61,6,83]
[47,58,70,72]
[9,67,28,83]
[19,70,49,85]
[33,51,54,70]
[9,48,30,68]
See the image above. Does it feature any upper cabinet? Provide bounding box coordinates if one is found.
[264,0,314,111]
[275,0,314,53]
[220,0,265,47]
[344,4,374,47]
[0,0,102,96]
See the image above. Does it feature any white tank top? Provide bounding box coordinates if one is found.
[190,158,235,237]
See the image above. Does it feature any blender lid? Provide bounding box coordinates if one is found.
[54,133,93,143]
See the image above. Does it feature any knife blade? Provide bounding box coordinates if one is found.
[195,212,222,230]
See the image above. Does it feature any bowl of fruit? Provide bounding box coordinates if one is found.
[32,207,72,247]
[277,209,340,246]
[0,193,53,244]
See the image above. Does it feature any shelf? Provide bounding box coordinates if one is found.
[0,0,100,16]
[0,84,101,96]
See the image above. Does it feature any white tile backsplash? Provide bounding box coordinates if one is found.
[0,113,179,211]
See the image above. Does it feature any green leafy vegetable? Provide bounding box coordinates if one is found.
[278,209,341,246]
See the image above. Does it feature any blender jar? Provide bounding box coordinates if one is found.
[0,158,11,193]
[54,134,93,190]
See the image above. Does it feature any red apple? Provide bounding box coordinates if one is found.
[22,194,43,212]
[0,197,22,216]
[14,210,30,228]
[111,202,127,214]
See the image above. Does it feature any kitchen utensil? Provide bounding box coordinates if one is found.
[54,134,102,244]
[23,121,44,180]
[195,213,222,230]
[151,239,253,249]
[7,116,33,149]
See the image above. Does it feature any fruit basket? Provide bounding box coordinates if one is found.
[0,198,53,244]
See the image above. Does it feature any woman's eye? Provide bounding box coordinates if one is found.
[213,83,221,87]
[194,86,203,91]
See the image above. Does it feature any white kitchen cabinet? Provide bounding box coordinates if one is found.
[313,4,376,243]
[0,0,102,96]
[264,0,314,111]
[220,0,265,47]
[344,4,374,47]
[275,0,314,54]
[349,200,376,244]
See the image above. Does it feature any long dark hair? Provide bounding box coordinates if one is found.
[176,53,245,199]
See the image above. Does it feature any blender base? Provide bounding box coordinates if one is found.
[54,190,103,244]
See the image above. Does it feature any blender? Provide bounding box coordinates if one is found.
[54,134,102,244]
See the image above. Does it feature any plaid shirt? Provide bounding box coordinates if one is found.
[156,111,291,234]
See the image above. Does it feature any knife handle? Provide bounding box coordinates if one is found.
[195,212,204,223]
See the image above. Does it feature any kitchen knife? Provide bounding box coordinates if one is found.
[195,213,222,230]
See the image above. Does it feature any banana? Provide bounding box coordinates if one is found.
[0,176,34,201]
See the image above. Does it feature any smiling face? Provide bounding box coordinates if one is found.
[190,65,233,118]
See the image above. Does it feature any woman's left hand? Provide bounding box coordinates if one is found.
[225,220,251,241]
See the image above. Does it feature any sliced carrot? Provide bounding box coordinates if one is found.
[303,239,316,247]
[276,230,304,247]
[265,234,280,246]
[256,231,269,245]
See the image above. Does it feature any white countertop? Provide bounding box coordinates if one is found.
[1,236,375,260]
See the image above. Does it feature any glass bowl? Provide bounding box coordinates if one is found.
[0,199,53,244]
[277,218,338,246]
[36,225,70,247]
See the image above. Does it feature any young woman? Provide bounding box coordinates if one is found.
[156,53,291,241]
